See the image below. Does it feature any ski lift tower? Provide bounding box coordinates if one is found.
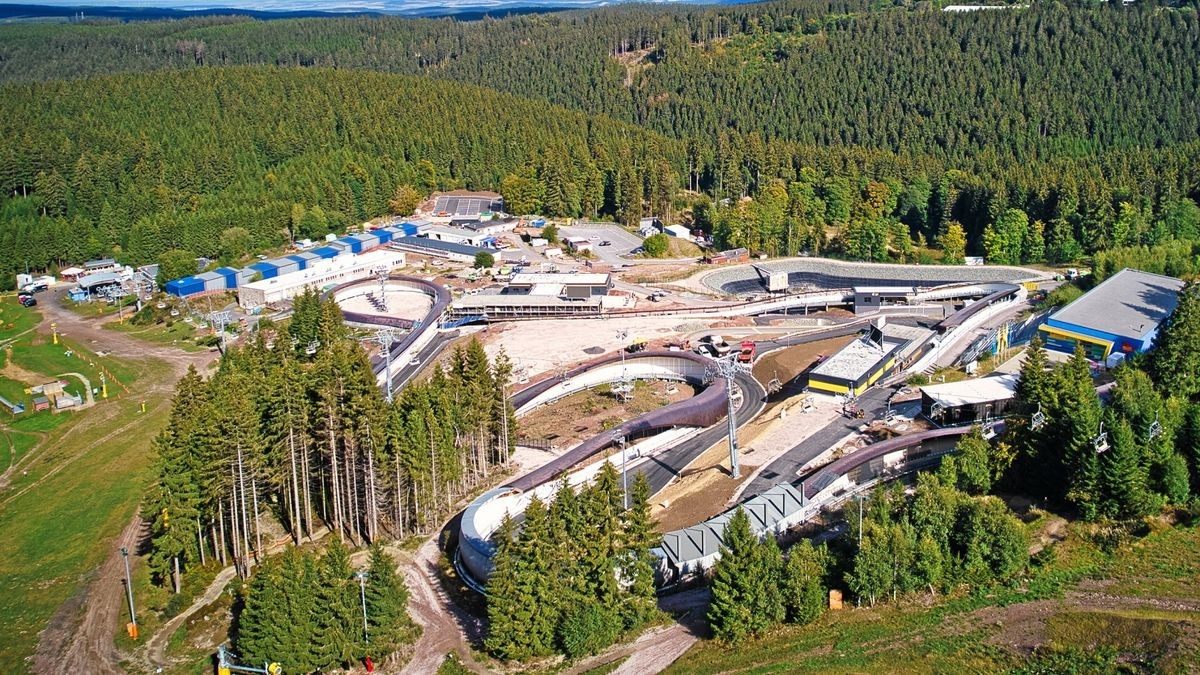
[216,645,281,675]
[710,355,750,479]
[371,329,401,403]
[207,310,233,352]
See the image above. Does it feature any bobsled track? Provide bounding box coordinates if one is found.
[326,260,1051,591]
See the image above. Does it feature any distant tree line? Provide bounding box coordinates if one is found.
[485,467,660,661]
[144,290,516,590]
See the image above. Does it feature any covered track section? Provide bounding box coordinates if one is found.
[657,424,983,581]
[457,349,765,588]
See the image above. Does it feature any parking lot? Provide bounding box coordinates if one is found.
[559,222,644,266]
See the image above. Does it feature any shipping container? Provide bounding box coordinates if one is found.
[311,246,341,259]
[248,262,279,280]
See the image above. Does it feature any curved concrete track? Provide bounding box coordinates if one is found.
[457,349,767,586]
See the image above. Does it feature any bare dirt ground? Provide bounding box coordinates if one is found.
[33,515,145,675]
[752,335,857,391]
[519,381,697,449]
[403,536,488,674]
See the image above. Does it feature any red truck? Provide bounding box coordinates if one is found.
[736,341,756,363]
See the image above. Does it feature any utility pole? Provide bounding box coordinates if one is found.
[354,571,370,645]
[120,547,137,640]
[852,494,867,549]
[711,356,749,479]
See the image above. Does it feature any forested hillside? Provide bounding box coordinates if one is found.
[2,1,1199,286]
[2,2,1197,164]
[0,67,680,281]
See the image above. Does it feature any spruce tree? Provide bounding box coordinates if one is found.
[1150,284,1200,399]
[1098,414,1154,519]
[235,558,288,664]
[315,541,366,669]
[781,541,827,625]
[707,508,759,642]
[484,516,525,660]
[512,496,558,658]
[365,543,414,655]
[619,472,660,629]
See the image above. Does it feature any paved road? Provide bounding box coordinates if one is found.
[559,223,643,266]
[741,385,901,499]
[637,370,767,494]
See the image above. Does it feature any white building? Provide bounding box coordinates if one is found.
[238,249,406,309]
[424,226,495,248]
[563,236,594,253]
[664,224,692,240]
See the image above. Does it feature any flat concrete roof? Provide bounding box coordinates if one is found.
[1050,268,1183,338]
[453,294,602,308]
[509,273,611,286]
[811,335,904,381]
[921,373,1018,408]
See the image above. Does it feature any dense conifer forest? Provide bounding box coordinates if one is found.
[2,2,1199,289]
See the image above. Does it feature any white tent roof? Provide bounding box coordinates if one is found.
[921,373,1018,408]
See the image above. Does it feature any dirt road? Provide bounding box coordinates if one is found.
[33,515,144,674]
[145,566,239,667]
[402,537,488,674]
[38,289,217,380]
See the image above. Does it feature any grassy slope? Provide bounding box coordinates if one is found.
[666,516,1200,674]
[0,336,172,672]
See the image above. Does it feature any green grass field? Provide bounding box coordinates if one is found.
[107,319,208,352]
[0,299,40,343]
[0,351,173,672]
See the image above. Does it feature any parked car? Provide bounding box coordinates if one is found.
[599,240,612,246]
[19,295,37,307]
